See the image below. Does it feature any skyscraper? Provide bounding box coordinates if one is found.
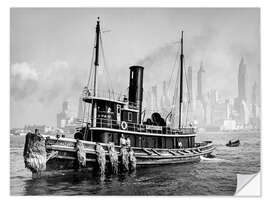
[57,101,71,128]
[197,62,205,102]
[234,57,248,127]
[238,57,247,102]
[187,66,193,101]
[252,82,257,119]
[252,82,257,105]
[196,62,207,125]
[160,81,171,114]
[151,85,158,112]
[77,97,84,120]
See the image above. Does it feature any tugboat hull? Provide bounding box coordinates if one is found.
[24,135,215,176]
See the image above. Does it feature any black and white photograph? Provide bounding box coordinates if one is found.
[10,7,260,196]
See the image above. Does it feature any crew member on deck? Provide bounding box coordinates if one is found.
[120,134,126,147]
[107,107,111,113]
[178,141,183,148]
[126,136,131,148]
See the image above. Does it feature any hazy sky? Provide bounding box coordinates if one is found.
[10,8,260,128]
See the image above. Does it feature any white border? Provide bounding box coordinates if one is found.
[1,0,269,202]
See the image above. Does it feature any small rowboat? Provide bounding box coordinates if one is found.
[226,139,240,147]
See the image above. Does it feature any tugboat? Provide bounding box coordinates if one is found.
[23,18,215,177]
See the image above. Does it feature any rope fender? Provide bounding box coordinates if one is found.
[128,148,136,171]
[108,142,118,174]
[119,147,129,172]
[23,132,47,173]
[95,143,106,175]
[75,139,86,167]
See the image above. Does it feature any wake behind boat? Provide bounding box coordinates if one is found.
[23,18,215,177]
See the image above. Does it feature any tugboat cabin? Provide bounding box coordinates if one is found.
[79,65,196,150]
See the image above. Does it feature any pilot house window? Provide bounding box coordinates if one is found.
[128,112,132,121]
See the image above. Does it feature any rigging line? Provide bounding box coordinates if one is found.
[172,61,180,108]
[183,57,189,125]
[82,34,96,127]
[99,33,114,98]
[167,45,180,90]
[183,57,191,125]
[170,64,180,126]
[168,42,182,127]
[86,35,97,88]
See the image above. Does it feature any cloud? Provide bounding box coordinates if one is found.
[11,62,39,80]
[11,62,39,100]
[11,61,87,103]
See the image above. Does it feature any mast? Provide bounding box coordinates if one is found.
[91,17,100,128]
[93,17,100,97]
[179,31,184,129]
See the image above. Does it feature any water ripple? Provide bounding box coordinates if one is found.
[10,132,260,195]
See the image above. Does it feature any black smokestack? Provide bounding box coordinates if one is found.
[129,66,144,124]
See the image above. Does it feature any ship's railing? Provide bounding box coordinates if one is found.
[82,88,126,102]
[88,118,196,135]
[82,88,140,109]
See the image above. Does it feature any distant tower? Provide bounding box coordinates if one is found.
[163,81,170,106]
[225,99,230,120]
[57,101,70,128]
[77,97,84,120]
[160,81,170,114]
[197,62,205,102]
[151,85,158,112]
[187,66,193,101]
[252,82,257,119]
[62,101,69,114]
[238,57,247,102]
[196,62,207,124]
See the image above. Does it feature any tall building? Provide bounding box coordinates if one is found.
[62,101,69,114]
[208,89,218,125]
[187,66,193,101]
[57,101,72,129]
[160,81,171,114]
[152,85,158,112]
[196,62,207,125]
[77,97,84,120]
[252,82,257,116]
[251,82,258,128]
[197,62,205,102]
[186,66,195,121]
[225,99,231,120]
[234,57,248,127]
[238,57,247,102]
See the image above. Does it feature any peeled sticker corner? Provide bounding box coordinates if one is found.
[235,172,261,196]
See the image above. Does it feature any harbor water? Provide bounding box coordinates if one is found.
[10,131,260,195]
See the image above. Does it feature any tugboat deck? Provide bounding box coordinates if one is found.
[44,135,215,166]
